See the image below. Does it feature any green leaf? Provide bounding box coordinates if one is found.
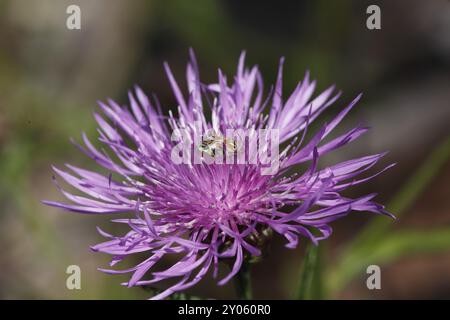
[297,243,322,300]
[327,228,450,296]
[371,228,450,262]
[351,134,450,250]
[327,135,450,296]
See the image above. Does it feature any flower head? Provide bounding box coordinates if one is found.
[44,50,393,299]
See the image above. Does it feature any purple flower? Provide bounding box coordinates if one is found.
[44,50,394,299]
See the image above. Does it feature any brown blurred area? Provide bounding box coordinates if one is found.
[0,0,449,299]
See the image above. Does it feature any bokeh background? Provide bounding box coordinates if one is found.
[0,0,449,299]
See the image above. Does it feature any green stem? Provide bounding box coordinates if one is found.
[297,243,322,300]
[234,262,252,300]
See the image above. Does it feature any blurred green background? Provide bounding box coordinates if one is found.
[0,0,449,299]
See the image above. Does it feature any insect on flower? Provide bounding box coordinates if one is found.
[43,49,394,299]
[198,131,238,158]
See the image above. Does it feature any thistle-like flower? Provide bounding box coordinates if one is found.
[44,50,393,299]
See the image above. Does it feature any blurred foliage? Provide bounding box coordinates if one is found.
[295,136,450,299]
[0,0,449,299]
[324,135,450,297]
